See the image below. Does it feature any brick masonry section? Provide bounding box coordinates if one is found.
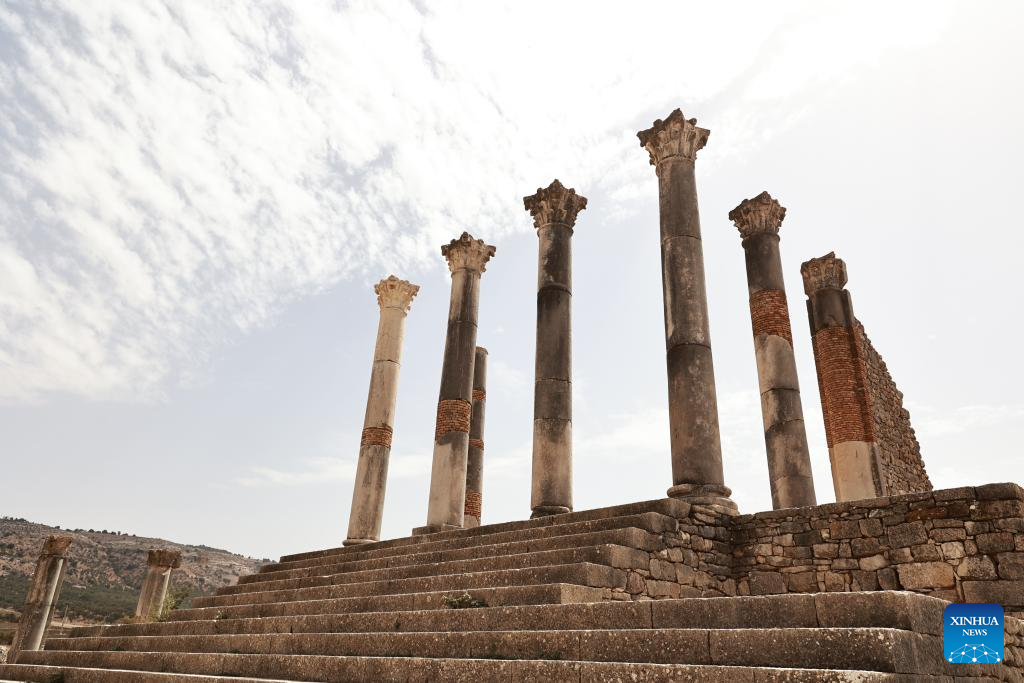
[749,289,793,343]
[469,438,484,451]
[472,388,486,402]
[464,490,482,519]
[857,322,932,496]
[435,399,471,440]
[360,426,393,449]
[812,324,874,447]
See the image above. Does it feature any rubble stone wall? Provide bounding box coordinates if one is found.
[856,322,932,495]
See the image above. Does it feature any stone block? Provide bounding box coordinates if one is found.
[829,520,861,539]
[939,542,965,560]
[878,567,899,590]
[748,571,787,595]
[823,571,847,591]
[812,543,838,559]
[649,559,675,581]
[910,543,942,562]
[956,556,997,579]
[963,580,1024,608]
[851,570,879,591]
[859,554,888,571]
[976,532,1015,554]
[976,482,1024,501]
[850,537,882,558]
[886,522,928,548]
[786,570,818,593]
[793,530,822,545]
[896,561,955,590]
[929,527,966,542]
[858,518,883,537]
[997,552,1024,580]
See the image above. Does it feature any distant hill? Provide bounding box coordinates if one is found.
[0,517,267,623]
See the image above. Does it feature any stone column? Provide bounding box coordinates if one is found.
[345,275,420,546]
[524,179,587,518]
[729,192,816,509]
[463,346,488,528]
[418,232,496,533]
[134,549,181,623]
[638,108,732,508]
[801,252,883,502]
[8,536,72,662]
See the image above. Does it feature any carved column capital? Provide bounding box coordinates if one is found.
[637,108,710,166]
[40,536,73,558]
[729,191,787,240]
[523,179,588,229]
[375,275,420,312]
[147,549,182,569]
[441,232,496,274]
[800,252,848,296]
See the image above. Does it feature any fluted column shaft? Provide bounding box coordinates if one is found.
[730,192,816,509]
[135,549,181,622]
[524,180,587,518]
[345,276,419,546]
[9,536,72,662]
[638,109,730,506]
[463,346,488,528]
[420,233,495,533]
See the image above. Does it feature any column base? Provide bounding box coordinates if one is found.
[531,505,571,519]
[341,537,378,547]
[411,523,463,536]
[667,483,739,515]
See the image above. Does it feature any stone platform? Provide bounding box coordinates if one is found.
[1,488,1022,682]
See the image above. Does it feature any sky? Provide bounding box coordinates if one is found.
[1,1,1022,561]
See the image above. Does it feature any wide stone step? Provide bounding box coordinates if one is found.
[243,518,671,583]
[0,661,927,683]
[271,498,689,567]
[219,542,651,597]
[192,562,624,610]
[161,582,604,624]
[66,592,946,641]
[260,510,680,576]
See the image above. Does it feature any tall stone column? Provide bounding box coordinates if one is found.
[524,179,587,518]
[8,536,72,662]
[134,549,181,623]
[419,232,496,533]
[638,108,732,508]
[463,346,488,528]
[801,253,883,502]
[729,192,816,509]
[345,275,420,546]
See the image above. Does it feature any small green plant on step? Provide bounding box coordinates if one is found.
[441,592,487,609]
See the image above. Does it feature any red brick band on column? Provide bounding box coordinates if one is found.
[464,490,482,518]
[472,388,486,402]
[469,438,484,451]
[812,326,876,448]
[750,289,793,343]
[435,399,472,440]
[360,426,393,448]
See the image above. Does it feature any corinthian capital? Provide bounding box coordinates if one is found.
[441,232,496,274]
[41,536,73,558]
[523,179,588,229]
[800,252,848,296]
[375,275,420,312]
[729,191,787,240]
[147,549,182,569]
[637,108,710,166]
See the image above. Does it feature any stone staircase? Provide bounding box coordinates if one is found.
[1,499,1021,682]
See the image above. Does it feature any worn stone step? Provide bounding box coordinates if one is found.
[260,511,680,576]
[219,542,651,598]
[243,519,670,584]
[192,562,624,610]
[66,592,948,641]
[272,498,689,566]
[0,661,929,683]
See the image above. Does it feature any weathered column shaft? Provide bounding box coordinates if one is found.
[524,180,587,518]
[638,109,731,506]
[9,536,72,662]
[345,276,419,546]
[420,232,495,532]
[134,549,181,622]
[463,346,488,528]
[801,252,883,502]
[730,192,816,509]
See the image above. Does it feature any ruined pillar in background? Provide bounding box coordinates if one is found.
[729,192,816,509]
[638,109,733,510]
[524,179,587,518]
[345,275,420,546]
[802,252,931,501]
[134,549,182,623]
[418,232,496,533]
[8,536,72,662]
[463,346,488,528]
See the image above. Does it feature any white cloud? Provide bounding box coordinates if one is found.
[0,1,956,403]
[236,451,432,488]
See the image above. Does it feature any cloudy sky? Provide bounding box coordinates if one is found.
[2,1,1022,560]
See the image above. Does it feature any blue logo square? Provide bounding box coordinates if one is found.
[944,602,1004,663]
